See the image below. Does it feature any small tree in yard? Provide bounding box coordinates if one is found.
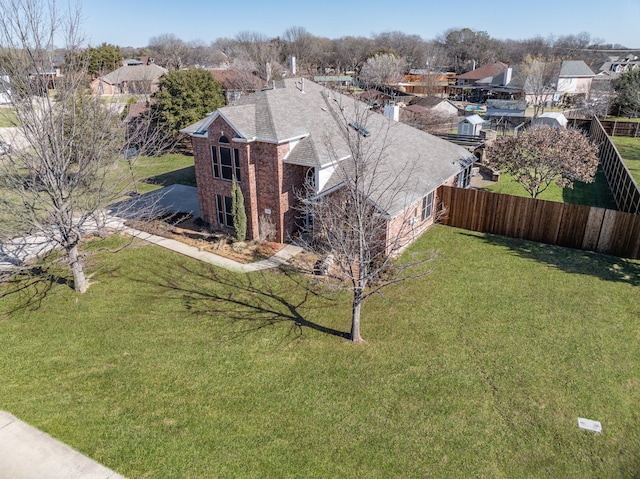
[0,0,159,293]
[300,99,437,343]
[486,125,599,199]
[152,68,225,138]
[231,177,246,242]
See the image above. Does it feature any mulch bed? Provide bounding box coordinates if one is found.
[126,214,284,264]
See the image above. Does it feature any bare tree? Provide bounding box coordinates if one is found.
[233,31,283,81]
[148,33,189,70]
[519,56,561,117]
[299,98,438,343]
[373,31,428,70]
[282,26,319,74]
[332,36,374,73]
[359,53,406,88]
[486,125,599,199]
[0,0,158,293]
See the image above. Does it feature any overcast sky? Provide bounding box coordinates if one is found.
[81,0,639,49]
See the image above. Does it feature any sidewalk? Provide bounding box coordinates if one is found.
[1,219,303,274]
[0,411,125,479]
[123,226,302,273]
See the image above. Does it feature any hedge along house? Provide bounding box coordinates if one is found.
[181,78,475,248]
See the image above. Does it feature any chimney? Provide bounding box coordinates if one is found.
[290,56,296,75]
[503,67,512,86]
[384,104,399,122]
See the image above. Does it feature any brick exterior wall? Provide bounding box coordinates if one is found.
[192,115,308,243]
[385,174,458,255]
[192,115,463,248]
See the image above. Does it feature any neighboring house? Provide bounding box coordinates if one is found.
[181,79,475,248]
[91,61,167,95]
[451,62,509,101]
[402,97,459,131]
[495,61,594,106]
[209,69,265,104]
[598,54,640,79]
[359,89,393,106]
[456,62,509,86]
[453,60,595,106]
[409,96,459,116]
[397,71,455,97]
[556,60,595,102]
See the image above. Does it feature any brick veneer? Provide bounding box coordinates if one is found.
[192,117,461,247]
[192,116,306,242]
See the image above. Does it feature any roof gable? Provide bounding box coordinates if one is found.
[100,64,168,85]
[457,62,508,81]
[559,61,595,78]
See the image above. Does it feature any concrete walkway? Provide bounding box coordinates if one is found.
[124,226,303,273]
[0,411,125,479]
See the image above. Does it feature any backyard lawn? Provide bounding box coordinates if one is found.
[611,136,640,186]
[1,226,638,478]
[479,170,617,209]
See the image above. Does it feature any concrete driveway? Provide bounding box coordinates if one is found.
[109,184,200,219]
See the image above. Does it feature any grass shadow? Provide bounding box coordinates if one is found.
[0,265,72,316]
[562,170,617,209]
[135,262,349,341]
[465,232,640,286]
[143,166,196,187]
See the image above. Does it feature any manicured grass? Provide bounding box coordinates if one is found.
[127,153,196,193]
[603,116,640,123]
[0,107,19,127]
[611,136,640,186]
[1,227,639,478]
[480,170,617,209]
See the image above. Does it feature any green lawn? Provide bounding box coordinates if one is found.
[602,116,640,123]
[611,136,640,186]
[128,153,196,193]
[0,107,19,127]
[480,170,617,209]
[1,226,638,478]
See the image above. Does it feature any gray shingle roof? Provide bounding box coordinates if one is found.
[100,64,168,85]
[559,61,595,78]
[183,78,475,217]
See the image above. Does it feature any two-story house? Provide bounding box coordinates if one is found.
[181,79,475,247]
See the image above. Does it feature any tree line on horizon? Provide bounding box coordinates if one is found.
[82,27,631,79]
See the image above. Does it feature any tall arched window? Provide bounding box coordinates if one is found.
[211,136,241,181]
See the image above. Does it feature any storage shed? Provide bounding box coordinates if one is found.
[458,114,484,135]
[532,112,568,128]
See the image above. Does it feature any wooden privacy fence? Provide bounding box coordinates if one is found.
[598,120,640,138]
[438,186,640,259]
[589,118,640,214]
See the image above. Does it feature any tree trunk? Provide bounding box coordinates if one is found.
[67,243,89,293]
[351,290,364,343]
